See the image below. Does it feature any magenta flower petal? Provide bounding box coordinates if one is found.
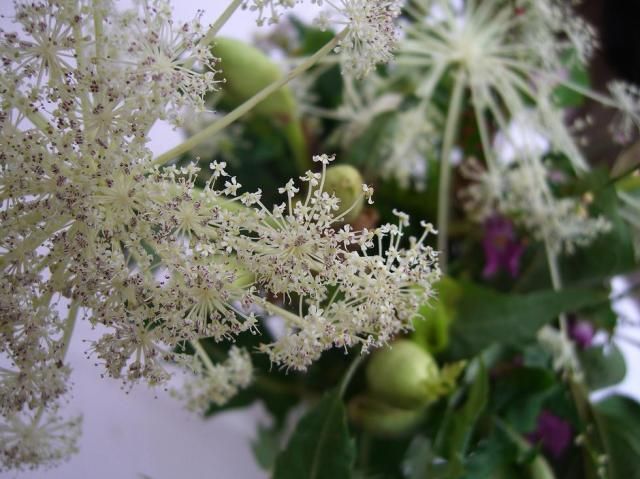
[528,410,572,458]
[482,215,525,279]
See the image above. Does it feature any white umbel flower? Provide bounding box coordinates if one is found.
[323,0,402,78]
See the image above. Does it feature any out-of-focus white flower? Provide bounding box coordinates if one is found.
[320,0,402,78]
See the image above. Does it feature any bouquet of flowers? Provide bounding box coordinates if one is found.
[1,0,639,477]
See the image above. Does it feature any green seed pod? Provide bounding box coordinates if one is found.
[211,37,309,172]
[322,164,365,223]
[211,37,296,121]
[366,340,440,409]
[348,395,424,438]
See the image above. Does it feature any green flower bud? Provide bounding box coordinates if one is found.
[322,164,365,223]
[366,340,440,409]
[348,395,424,438]
[366,339,466,409]
[211,37,296,121]
[210,37,310,172]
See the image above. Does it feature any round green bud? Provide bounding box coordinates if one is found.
[323,164,365,223]
[211,37,296,121]
[366,339,440,409]
[348,395,424,438]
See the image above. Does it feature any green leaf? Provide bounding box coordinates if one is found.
[579,344,626,391]
[448,281,607,358]
[273,389,355,479]
[492,367,557,433]
[252,423,282,471]
[460,430,520,479]
[560,174,636,284]
[594,395,640,479]
[435,361,489,477]
[551,49,590,108]
[402,436,449,479]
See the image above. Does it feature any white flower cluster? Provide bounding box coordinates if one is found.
[243,0,303,26]
[537,325,583,380]
[0,0,436,470]
[171,345,253,412]
[317,0,402,78]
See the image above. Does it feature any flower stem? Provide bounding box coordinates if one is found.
[544,239,568,336]
[60,301,80,359]
[261,300,307,328]
[339,352,363,398]
[436,70,466,272]
[190,339,218,373]
[151,28,348,168]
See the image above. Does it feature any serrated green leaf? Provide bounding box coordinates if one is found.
[273,389,355,479]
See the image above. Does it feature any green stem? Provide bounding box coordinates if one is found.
[544,239,568,336]
[60,301,80,359]
[151,28,348,168]
[436,70,466,273]
[543,239,612,478]
[190,339,218,373]
[339,353,363,398]
[261,300,307,328]
[34,301,79,427]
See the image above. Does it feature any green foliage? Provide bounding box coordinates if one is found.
[435,361,489,477]
[491,367,558,433]
[211,37,296,120]
[560,171,636,284]
[579,344,626,391]
[551,50,590,108]
[251,424,282,471]
[447,280,607,358]
[594,395,640,479]
[273,389,355,479]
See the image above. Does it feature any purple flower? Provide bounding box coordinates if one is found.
[528,410,572,458]
[569,319,595,349]
[482,215,525,278]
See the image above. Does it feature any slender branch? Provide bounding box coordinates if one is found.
[34,301,80,427]
[436,70,466,272]
[261,300,307,328]
[151,28,349,168]
[190,338,218,373]
[339,352,364,398]
[544,239,568,336]
[60,301,80,359]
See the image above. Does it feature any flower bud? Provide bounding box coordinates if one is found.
[366,340,440,409]
[348,395,424,438]
[210,37,310,172]
[211,37,296,121]
[323,164,365,223]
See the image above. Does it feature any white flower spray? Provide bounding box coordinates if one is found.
[0,0,428,470]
